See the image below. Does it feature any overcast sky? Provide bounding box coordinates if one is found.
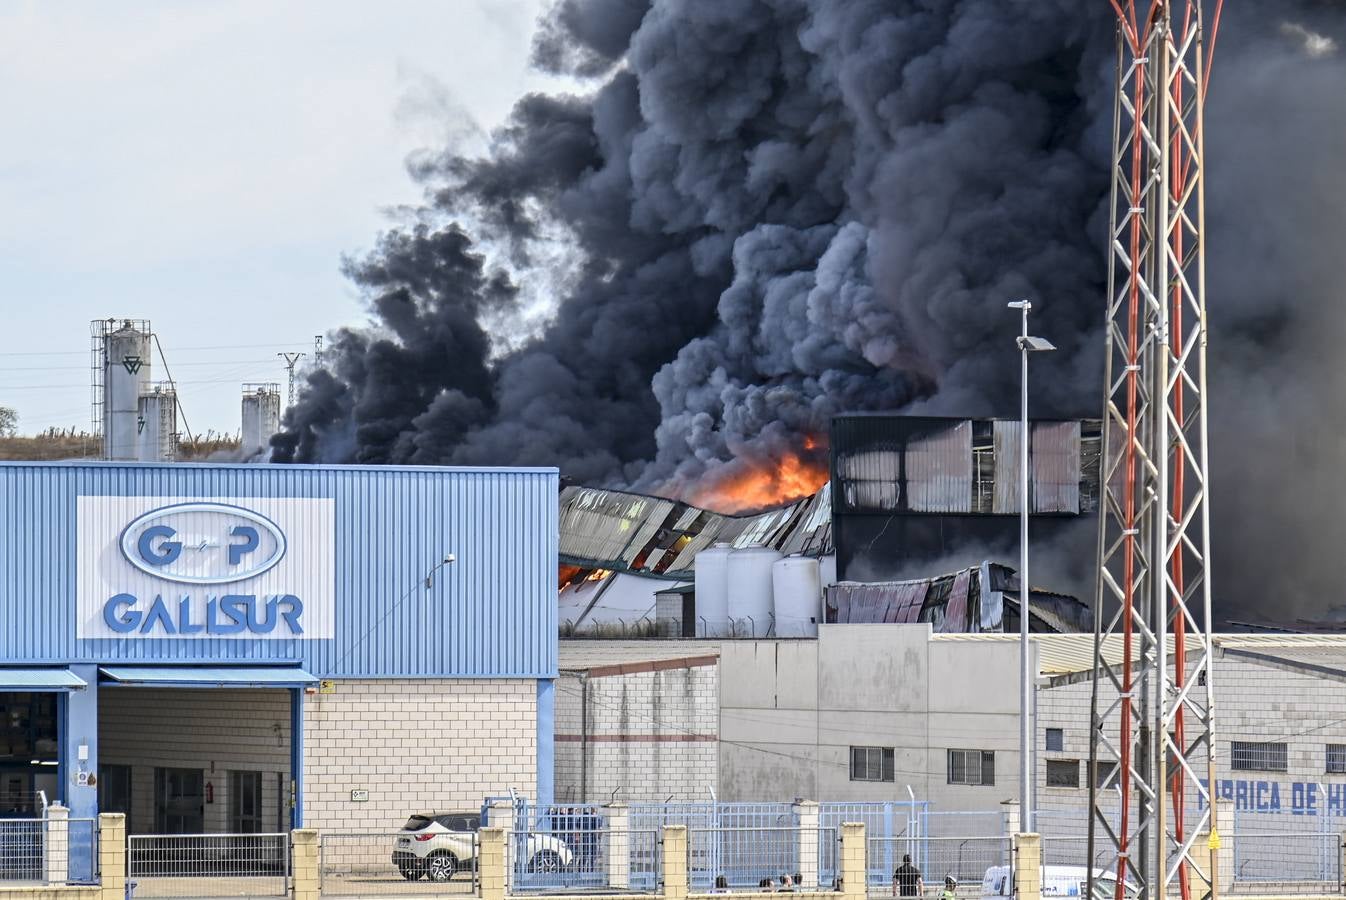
[0,0,554,438]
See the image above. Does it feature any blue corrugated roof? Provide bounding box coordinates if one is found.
[99,666,318,688]
[0,668,87,691]
[0,463,559,678]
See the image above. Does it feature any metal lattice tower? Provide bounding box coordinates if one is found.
[279,352,306,408]
[1088,3,1224,900]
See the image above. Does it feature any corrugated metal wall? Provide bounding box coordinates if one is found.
[0,462,558,678]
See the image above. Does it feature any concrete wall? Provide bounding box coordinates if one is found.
[303,678,537,831]
[720,625,1023,810]
[555,658,718,802]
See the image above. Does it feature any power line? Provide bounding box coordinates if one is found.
[0,341,319,358]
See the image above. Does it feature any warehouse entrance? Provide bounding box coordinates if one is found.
[96,667,313,834]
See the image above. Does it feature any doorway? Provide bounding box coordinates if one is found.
[230,771,262,834]
[99,764,132,832]
[154,767,204,834]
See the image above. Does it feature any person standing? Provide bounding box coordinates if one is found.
[940,876,957,900]
[894,854,924,898]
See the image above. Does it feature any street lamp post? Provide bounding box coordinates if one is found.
[1008,299,1054,834]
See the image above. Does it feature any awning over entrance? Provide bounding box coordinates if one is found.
[0,667,88,691]
[98,666,319,688]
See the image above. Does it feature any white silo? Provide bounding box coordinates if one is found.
[727,545,783,637]
[772,555,823,637]
[241,383,282,458]
[136,386,178,462]
[97,319,152,460]
[819,555,838,588]
[694,543,733,637]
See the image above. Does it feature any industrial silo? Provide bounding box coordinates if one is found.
[96,319,151,460]
[772,554,823,637]
[693,543,733,637]
[727,545,782,637]
[136,385,177,462]
[241,383,282,458]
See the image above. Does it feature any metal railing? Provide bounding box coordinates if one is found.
[127,832,289,898]
[686,826,837,892]
[0,816,97,885]
[1232,831,1343,892]
[508,827,662,893]
[866,836,1011,893]
[1039,836,1114,871]
[320,830,477,895]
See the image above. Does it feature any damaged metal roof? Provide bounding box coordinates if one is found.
[825,562,1093,634]
[559,482,832,579]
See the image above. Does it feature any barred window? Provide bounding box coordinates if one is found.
[1231,741,1287,773]
[850,746,895,782]
[1046,759,1081,788]
[1046,728,1064,752]
[1327,745,1346,775]
[948,749,996,786]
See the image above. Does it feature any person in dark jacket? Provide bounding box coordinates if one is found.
[894,854,924,898]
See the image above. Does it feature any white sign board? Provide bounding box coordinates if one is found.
[76,496,335,639]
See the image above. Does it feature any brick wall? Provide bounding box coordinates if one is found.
[99,679,539,834]
[555,660,718,802]
[1037,651,1346,832]
[303,678,537,831]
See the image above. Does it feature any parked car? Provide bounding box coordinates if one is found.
[391,812,575,882]
[982,865,1139,900]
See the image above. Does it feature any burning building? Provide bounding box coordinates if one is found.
[830,415,1101,596]
[557,414,1099,637]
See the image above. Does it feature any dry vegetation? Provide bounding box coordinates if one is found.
[0,427,242,461]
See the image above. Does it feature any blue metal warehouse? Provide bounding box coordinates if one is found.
[0,461,557,834]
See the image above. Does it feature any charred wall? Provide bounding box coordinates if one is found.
[830,415,1099,595]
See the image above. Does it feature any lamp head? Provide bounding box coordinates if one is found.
[1017,335,1056,352]
[1007,299,1031,311]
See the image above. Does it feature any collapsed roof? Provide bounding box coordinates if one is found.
[559,483,832,580]
[826,562,1092,634]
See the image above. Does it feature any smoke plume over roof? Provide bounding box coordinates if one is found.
[273,0,1346,622]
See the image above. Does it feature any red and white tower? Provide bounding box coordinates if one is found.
[1088,3,1225,900]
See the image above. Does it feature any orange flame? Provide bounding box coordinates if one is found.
[686,445,828,514]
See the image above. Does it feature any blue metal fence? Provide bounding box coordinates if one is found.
[819,801,928,884]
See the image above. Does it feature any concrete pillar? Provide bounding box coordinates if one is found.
[97,813,126,900]
[840,822,866,900]
[663,824,688,900]
[1014,833,1041,900]
[480,827,507,900]
[45,803,69,885]
[1001,800,1021,840]
[795,799,821,890]
[487,800,516,891]
[1213,798,1234,898]
[605,801,631,889]
[291,828,319,900]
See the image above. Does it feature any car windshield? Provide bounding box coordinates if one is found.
[403,816,435,831]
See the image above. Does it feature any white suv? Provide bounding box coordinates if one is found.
[392,812,575,882]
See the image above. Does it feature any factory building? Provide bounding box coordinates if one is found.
[0,461,557,833]
[556,626,1346,835]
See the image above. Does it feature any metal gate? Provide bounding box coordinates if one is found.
[127,832,289,899]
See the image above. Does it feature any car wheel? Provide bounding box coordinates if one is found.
[399,863,423,881]
[529,850,563,874]
[427,852,459,882]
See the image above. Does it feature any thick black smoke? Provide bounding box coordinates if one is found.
[274,1,1346,621]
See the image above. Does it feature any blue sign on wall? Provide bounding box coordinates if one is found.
[1200,779,1346,816]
